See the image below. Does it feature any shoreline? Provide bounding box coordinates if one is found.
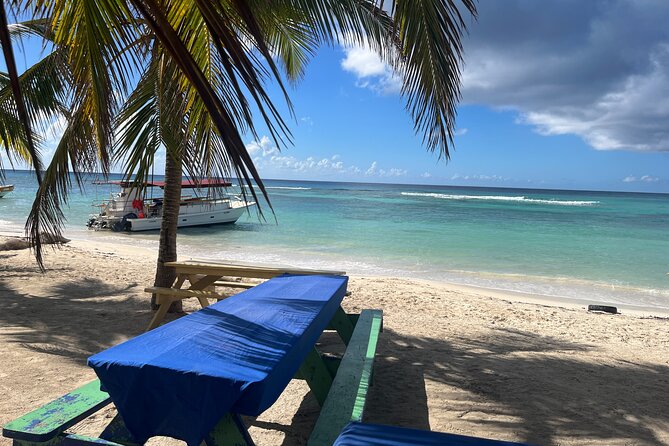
[3,229,668,318]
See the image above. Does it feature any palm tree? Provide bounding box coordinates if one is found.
[1,0,477,309]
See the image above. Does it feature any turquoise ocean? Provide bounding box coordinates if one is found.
[2,170,669,309]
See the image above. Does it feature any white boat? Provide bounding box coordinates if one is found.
[0,184,14,198]
[87,179,254,232]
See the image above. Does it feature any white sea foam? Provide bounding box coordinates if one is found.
[266,186,312,190]
[401,192,599,206]
[0,219,25,232]
[246,185,312,191]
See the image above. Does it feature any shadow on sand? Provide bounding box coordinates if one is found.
[2,261,668,445]
[360,327,669,446]
[0,263,149,362]
[272,325,668,446]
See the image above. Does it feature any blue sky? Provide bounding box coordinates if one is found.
[2,1,669,193]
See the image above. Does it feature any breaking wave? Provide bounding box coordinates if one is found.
[401,192,599,206]
[266,186,312,190]
[245,185,312,191]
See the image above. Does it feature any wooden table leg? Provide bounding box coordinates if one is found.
[205,413,254,446]
[146,296,175,331]
[188,274,222,291]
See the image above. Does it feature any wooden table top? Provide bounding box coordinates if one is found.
[165,260,346,279]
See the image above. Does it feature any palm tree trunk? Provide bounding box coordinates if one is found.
[152,151,183,312]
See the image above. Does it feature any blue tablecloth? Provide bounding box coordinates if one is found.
[88,274,348,445]
[334,422,535,446]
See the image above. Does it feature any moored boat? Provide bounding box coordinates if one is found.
[0,184,14,198]
[87,179,254,232]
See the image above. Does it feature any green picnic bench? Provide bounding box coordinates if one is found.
[3,275,382,446]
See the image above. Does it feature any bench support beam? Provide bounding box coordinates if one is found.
[98,414,138,445]
[205,413,254,446]
[308,309,383,446]
[328,307,355,345]
[298,348,334,406]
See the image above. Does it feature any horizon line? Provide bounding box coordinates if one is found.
[4,168,668,196]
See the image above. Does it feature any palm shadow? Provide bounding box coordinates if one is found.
[362,327,669,446]
[0,268,149,363]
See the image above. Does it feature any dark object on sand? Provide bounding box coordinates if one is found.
[0,233,70,251]
[588,304,618,314]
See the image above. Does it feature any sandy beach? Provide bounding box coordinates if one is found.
[1,235,668,446]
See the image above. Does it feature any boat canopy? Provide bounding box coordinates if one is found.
[106,179,232,189]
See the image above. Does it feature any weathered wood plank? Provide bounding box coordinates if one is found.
[204,413,254,446]
[211,281,255,289]
[145,287,229,330]
[298,349,335,406]
[165,261,345,279]
[3,381,111,443]
[327,307,356,345]
[307,309,383,446]
[98,413,138,445]
[143,286,221,299]
[61,433,128,446]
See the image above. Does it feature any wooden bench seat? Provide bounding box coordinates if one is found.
[2,380,112,444]
[144,286,223,301]
[308,309,383,446]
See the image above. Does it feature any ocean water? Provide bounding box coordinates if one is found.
[2,170,669,309]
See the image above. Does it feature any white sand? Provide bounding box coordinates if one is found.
[1,236,668,445]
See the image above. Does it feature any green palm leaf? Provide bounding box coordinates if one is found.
[0,0,42,182]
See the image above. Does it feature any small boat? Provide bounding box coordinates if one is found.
[87,179,254,232]
[0,184,14,198]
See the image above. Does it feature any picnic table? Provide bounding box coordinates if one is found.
[145,260,347,330]
[4,274,383,446]
[4,272,535,446]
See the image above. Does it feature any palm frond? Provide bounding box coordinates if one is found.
[261,14,318,84]
[0,0,43,182]
[0,99,43,166]
[129,0,273,213]
[393,0,476,158]
[44,0,138,172]
[0,48,70,135]
[115,45,189,192]
[26,103,98,269]
[190,0,293,151]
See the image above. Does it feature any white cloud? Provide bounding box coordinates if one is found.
[364,161,406,177]
[340,45,401,95]
[300,116,313,126]
[341,47,387,78]
[454,128,469,136]
[246,136,277,157]
[385,168,407,177]
[420,172,432,178]
[365,161,378,176]
[623,175,660,183]
[450,173,508,182]
[246,140,407,180]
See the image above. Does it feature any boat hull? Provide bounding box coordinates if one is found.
[0,184,14,198]
[126,203,252,231]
